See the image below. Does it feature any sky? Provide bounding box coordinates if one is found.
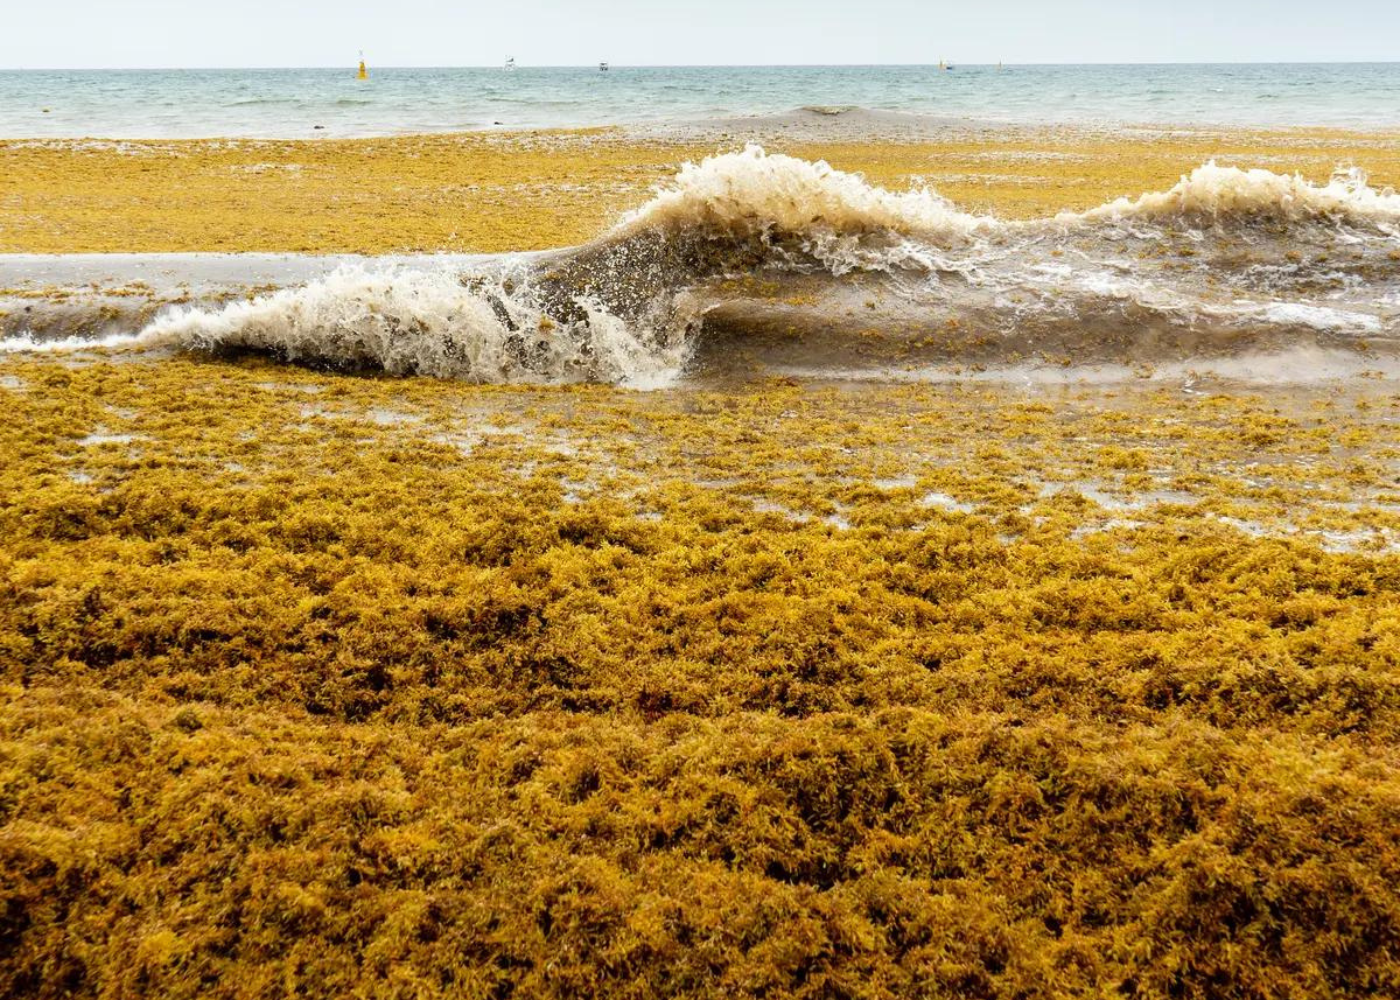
[2,0,1398,68]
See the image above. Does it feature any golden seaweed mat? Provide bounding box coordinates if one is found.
[1,350,1398,997]
[3,126,1400,253]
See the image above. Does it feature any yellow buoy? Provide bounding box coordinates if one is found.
[357,52,368,80]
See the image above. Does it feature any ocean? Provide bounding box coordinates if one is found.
[2,63,1400,138]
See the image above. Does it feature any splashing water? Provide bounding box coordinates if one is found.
[4,147,1400,384]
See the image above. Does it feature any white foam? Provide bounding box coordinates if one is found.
[1069,161,1400,225]
[0,330,168,354]
[619,145,996,245]
[137,265,686,385]
[1245,302,1383,333]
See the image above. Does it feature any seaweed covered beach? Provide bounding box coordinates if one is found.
[2,118,1400,997]
[4,121,1400,254]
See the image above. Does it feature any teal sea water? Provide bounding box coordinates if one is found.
[1,63,1398,138]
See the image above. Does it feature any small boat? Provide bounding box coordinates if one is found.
[599,61,610,72]
[505,57,516,71]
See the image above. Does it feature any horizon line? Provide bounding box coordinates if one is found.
[4,60,1400,72]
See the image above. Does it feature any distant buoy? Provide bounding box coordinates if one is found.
[358,51,368,80]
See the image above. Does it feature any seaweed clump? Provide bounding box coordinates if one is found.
[0,357,1398,998]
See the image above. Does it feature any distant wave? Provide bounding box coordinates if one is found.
[226,96,375,108]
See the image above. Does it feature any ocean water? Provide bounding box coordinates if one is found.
[2,63,1399,138]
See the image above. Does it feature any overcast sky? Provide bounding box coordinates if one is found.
[3,0,1398,68]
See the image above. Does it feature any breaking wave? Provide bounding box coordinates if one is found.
[1068,161,1400,225]
[136,268,689,387]
[615,145,993,245]
[4,146,1400,384]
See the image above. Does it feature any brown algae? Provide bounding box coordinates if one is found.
[5,126,1400,253]
[1,354,1398,996]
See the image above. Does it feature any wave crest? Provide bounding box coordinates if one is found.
[1069,160,1400,225]
[619,145,992,244]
